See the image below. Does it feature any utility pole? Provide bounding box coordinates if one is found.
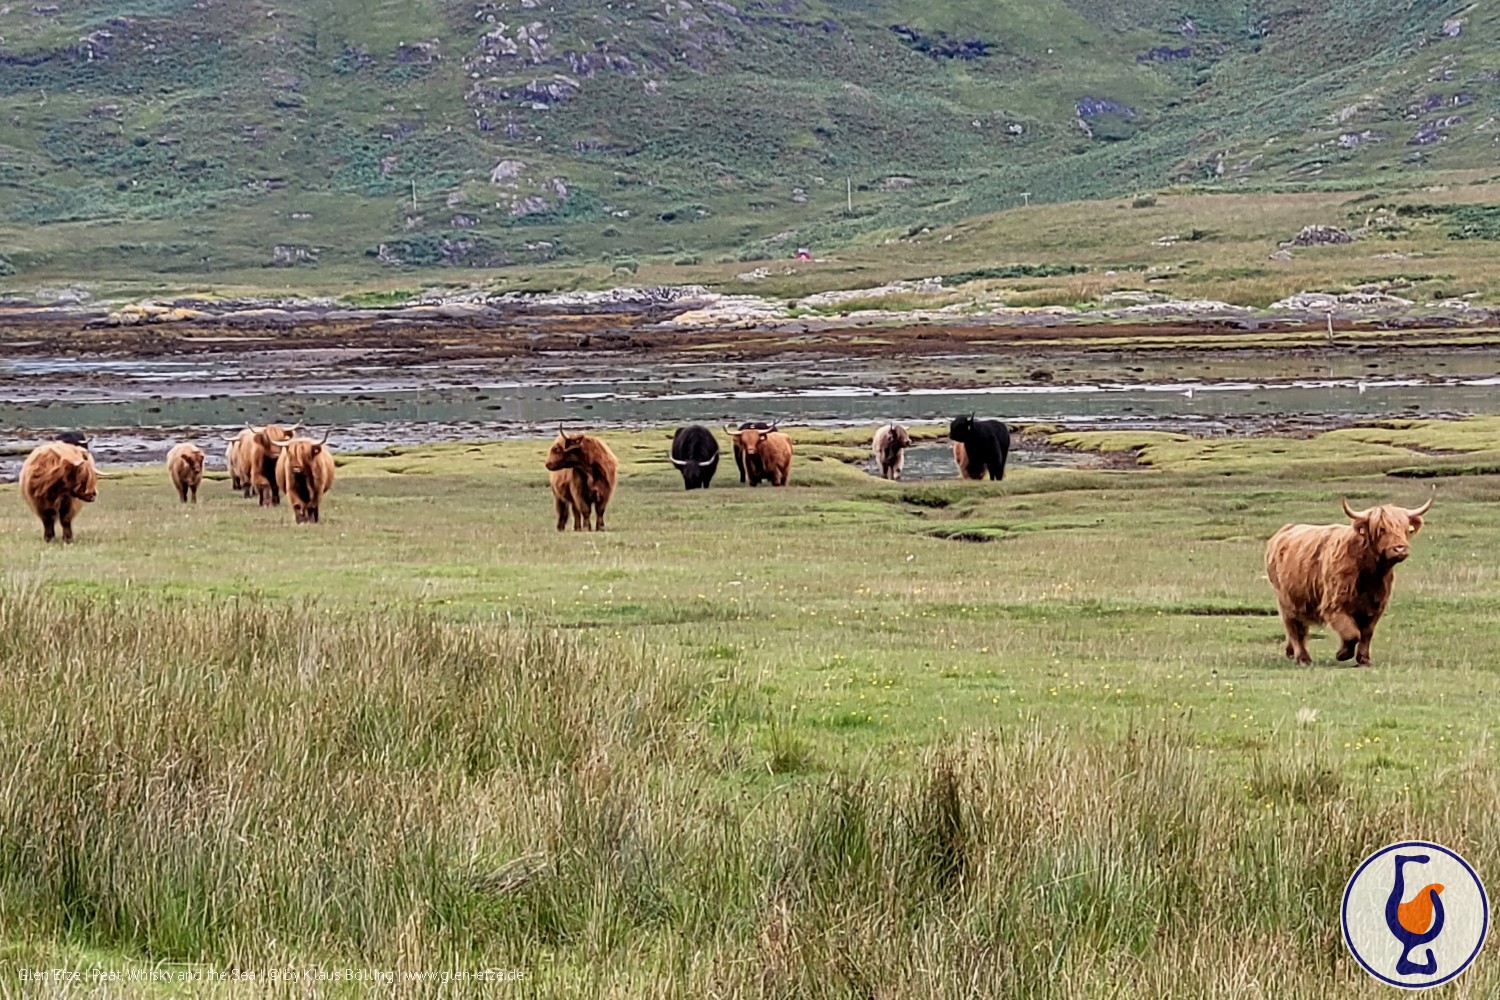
[1021,191,1031,207]
[411,179,418,212]
[846,177,852,214]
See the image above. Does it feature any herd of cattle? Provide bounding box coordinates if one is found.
[16,423,337,542]
[12,414,1431,666]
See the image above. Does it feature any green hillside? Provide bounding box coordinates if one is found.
[0,0,1495,290]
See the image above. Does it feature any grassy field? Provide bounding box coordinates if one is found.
[2,421,1500,995]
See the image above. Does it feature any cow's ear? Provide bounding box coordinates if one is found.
[1407,515,1423,535]
[309,445,322,456]
[1351,516,1369,536]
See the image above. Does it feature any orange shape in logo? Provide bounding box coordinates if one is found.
[1398,883,1446,935]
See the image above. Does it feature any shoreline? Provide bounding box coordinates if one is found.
[2,288,1500,365]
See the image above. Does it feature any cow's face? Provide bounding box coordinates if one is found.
[67,456,98,502]
[283,439,327,477]
[545,433,589,471]
[256,425,295,456]
[184,450,205,474]
[1346,498,1430,565]
[949,414,975,442]
[894,426,911,449]
[671,451,717,488]
[738,429,767,456]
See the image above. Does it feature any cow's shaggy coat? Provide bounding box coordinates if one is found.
[546,430,618,531]
[1265,498,1431,666]
[246,423,298,507]
[727,426,792,487]
[275,432,336,524]
[670,425,720,490]
[19,441,98,543]
[167,443,206,503]
[872,423,911,480]
[949,415,1010,481]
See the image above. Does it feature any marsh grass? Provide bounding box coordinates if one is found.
[4,581,1499,995]
[3,425,1500,993]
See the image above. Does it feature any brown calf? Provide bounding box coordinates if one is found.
[166,443,206,503]
[726,425,793,486]
[1265,497,1431,666]
[19,441,99,543]
[545,429,618,531]
[275,430,336,524]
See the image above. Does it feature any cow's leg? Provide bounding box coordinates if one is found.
[594,497,608,532]
[1355,611,1383,667]
[573,505,585,531]
[40,509,56,543]
[554,495,569,532]
[310,506,318,524]
[735,447,746,483]
[1279,608,1311,665]
[1324,610,1362,663]
[59,505,74,544]
[176,482,188,503]
[189,484,198,503]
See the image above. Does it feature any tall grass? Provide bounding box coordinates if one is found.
[2,585,1498,995]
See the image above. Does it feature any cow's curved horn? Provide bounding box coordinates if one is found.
[315,427,332,446]
[222,432,241,441]
[702,451,719,464]
[724,424,738,436]
[670,456,690,467]
[1405,497,1433,518]
[1341,497,1370,520]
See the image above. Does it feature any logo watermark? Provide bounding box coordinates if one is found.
[1343,840,1489,989]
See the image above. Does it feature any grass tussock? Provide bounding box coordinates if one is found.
[4,587,1500,993]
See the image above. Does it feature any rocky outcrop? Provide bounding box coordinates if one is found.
[270,245,319,267]
[1270,292,1414,312]
[889,24,994,60]
[490,159,527,184]
[1280,225,1354,248]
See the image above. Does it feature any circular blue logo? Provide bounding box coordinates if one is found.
[1343,841,1489,989]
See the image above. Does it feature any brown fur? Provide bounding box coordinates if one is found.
[545,432,618,531]
[166,443,205,503]
[226,432,249,494]
[19,441,98,543]
[872,423,911,480]
[274,435,336,524]
[246,424,296,507]
[731,428,793,487]
[952,441,984,480]
[1265,499,1430,666]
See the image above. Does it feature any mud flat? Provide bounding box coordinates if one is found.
[2,296,1498,479]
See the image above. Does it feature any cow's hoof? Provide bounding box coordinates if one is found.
[1295,654,1312,666]
[1283,643,1296,659]
[1336,645,1356,662]
[1356,656,1372,667]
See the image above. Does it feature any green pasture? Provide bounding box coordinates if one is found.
[1,419,1498,995]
